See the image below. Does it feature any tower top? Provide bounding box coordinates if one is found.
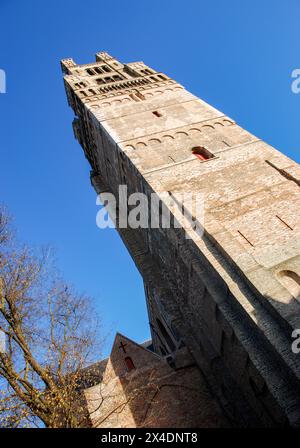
[60,51,120,74]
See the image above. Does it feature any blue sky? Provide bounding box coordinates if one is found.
[0,0,299,357]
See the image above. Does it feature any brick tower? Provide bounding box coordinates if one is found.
[61,52,300,427]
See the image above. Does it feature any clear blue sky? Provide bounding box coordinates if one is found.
[0,0,299,357]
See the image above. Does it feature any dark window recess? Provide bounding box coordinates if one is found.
[152,111,162,118]
[130,94,139,102]
[130,91,145,102]
[192,146,214,161]
[124,357,135,371]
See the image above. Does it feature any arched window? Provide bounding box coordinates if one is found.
[156,318,176,352]
[192,146,214,161]
[277,270,300,301]
[124,356,135,372]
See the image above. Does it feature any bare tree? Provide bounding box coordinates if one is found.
[0,206,102,428]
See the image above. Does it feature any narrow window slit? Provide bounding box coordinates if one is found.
[124,357,135,371]
[237,230,254,247]
[265,160,300,187]
[276,215,293,230]
[192,146,214,161]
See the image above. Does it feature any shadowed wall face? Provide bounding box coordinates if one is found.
[84,335,230,428]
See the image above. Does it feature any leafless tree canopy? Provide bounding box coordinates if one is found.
[0,206,102,427]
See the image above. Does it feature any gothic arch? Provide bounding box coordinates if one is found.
[148,138,161,145]
[124,356,135,372]
[222,119,234,126]
[189,127,201,134]
[192,146,214,161]
[201,124,215,132]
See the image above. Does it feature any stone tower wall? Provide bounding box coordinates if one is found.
[62,53,300,427]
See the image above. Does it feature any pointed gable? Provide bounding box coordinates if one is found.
[109,333,161,378]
